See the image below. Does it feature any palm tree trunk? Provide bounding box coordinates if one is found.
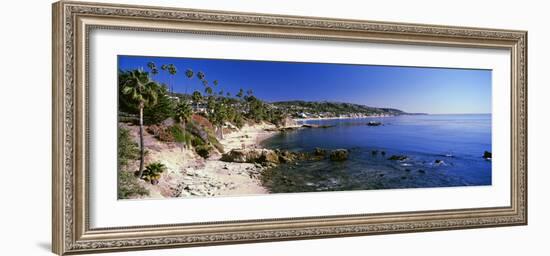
[180,120,186,151]
[137,105,145,178]
[183,120,187,149]
[219,125,224,140]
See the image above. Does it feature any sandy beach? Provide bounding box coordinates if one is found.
[122,122,278,199]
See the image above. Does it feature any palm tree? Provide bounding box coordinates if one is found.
[160,64,168,91]
[205,86,213,95]
[147,62,158,75]
[236,88,244,99]
[240,89,254,112]
[235,88,245,114]
[212,101,228,139]
[196,71,205,81]
[184,69,194,94]
[167,64,177,94]
[174,101,193,148]
[121,69,159,178]
[212,80,223,99]
[192,91,202,110]
[160,64,177,94]
[142,162,166,185]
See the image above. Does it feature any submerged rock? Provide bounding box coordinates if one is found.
[434,159,446,166]
[314,147,327,156]
[302,124,334,129]
[278,126,300,132]
[388,155,408,161]
[329,149,349,161]
[258,150,280,164]
[278,150,297,163]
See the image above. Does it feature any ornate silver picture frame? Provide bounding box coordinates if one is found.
[52,1,527,255]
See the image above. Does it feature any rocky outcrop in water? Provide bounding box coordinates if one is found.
[314,147,327,157]
[433,159,447,166]
[387,155,408,161]
[221,149,279,164]
[302,124,334,129]
[222,147,341,166]
[329,149,349,161]
[279,117,298,127]
[277,150,298,163]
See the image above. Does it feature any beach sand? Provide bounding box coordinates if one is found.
[122,122,278,199]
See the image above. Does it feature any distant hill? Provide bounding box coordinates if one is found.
[270,100,420,118]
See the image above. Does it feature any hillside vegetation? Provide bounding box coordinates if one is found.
[272,100,406,118]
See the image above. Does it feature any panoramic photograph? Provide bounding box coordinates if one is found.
[117,55,492,200]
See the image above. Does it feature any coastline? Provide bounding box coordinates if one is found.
[121,114,491,199]
[123,122,279,199]
[293,115,395,123]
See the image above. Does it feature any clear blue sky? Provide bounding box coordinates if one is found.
[118,55,492,114]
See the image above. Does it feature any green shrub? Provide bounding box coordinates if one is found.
[170,124,192,146]
[191,134,205,147]
[143,87,175,125]
[195,145,211,159]
[141,162,167,185]
[186,119,209,142]
[118,127,139,168]
[233,114,245,128]
[207,134,224,153]
[118,170,149,199]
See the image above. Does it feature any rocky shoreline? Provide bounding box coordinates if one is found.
[122,119,356,199]
[124,117,493,199]
[220,147,349,166]
[120,122,274,198]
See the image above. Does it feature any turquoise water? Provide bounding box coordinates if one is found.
[261,114,492,193]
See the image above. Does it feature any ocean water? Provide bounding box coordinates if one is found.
[260,114,492,193]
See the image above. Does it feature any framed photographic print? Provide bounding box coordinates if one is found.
[52,1,527,255]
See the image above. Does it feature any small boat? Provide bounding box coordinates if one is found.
[367,121,382,126]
